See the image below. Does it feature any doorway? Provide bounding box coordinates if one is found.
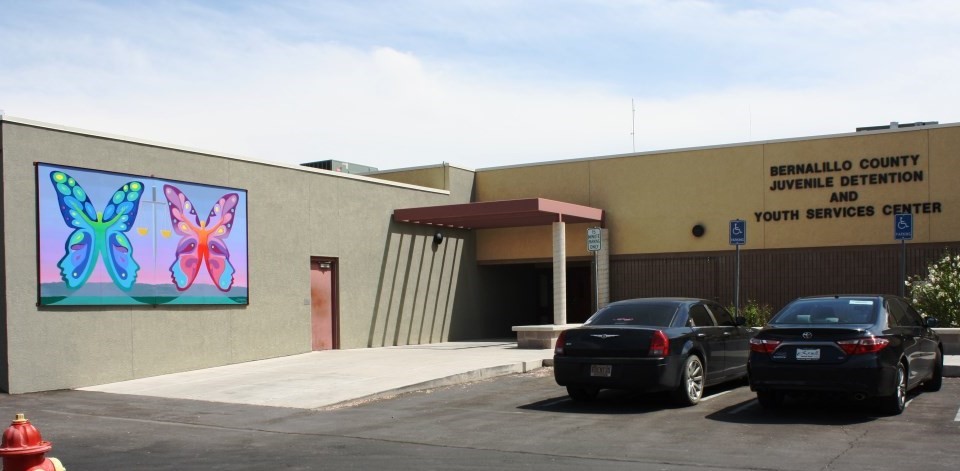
[310,257,339,350]
[564,263,593,324]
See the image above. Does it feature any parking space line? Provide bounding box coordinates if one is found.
[728,399,756,415]
[701,390,733,402]
[954,407,960,422]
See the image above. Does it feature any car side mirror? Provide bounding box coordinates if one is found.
[735,316,746,326]
[925,317,938,328]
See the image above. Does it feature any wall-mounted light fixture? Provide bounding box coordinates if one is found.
[433,231,444,245]
[692,224,705,238]
[319,261,332,269]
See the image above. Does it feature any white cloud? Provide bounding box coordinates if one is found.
[1,0,958,170]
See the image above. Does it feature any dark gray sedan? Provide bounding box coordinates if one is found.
[748,294,943,415]
[553,298,751,405]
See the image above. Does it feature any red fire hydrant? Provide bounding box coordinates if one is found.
[0,414,65,471]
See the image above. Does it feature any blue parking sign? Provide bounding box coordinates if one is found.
[729,220,746,245]
[894,214,913,241]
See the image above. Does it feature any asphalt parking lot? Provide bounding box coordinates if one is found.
[1,369,957,470]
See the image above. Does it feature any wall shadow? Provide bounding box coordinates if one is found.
[368,222,469,347]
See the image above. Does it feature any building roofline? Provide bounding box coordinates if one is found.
[0,114,449,195]
[476,121,960,172]
[363,162,476,175]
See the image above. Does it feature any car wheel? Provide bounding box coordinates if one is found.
[923,350,943,392]
[673,355,704,406]
[879,362,907,415]
[567,385,599,402]
[756,390,784,409]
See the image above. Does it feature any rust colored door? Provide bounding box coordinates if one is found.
[310,258,338,350]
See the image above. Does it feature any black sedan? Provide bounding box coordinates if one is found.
[748,295,943,414]
[553,298,751,405]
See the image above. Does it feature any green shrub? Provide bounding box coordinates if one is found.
[730,300,774,327]
[907,251,960,327]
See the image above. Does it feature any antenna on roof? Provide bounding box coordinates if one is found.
[631,99,636,153]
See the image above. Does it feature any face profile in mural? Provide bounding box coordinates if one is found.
[37,163,249,306]
[49,170,145,290]
[163,184,239,291]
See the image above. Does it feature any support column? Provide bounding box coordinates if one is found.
[553,221,566,325]
[597,228,610,309]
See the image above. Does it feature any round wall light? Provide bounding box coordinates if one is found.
[692,224,705,238]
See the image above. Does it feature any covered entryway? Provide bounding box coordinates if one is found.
[310,257,339,350]
[394,198,607,347]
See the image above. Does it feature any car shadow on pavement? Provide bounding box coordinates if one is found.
[518,382,746,415]
[702,391,923,425]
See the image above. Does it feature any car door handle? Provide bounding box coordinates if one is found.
[696,333,706,339]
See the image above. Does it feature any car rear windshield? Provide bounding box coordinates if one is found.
[770,298,879,325]
[584,302,679,327]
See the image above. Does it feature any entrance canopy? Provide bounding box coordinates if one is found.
[393,198,604,229]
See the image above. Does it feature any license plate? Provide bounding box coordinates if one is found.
[590,364,612,377]
[796,348,820,360]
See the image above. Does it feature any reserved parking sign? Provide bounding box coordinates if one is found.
[729,220,746,245]
[894,214,913,241]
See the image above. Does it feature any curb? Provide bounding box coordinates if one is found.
[318,360,547,409]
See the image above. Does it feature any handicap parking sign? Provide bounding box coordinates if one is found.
[894,214,913,241]
[729,220,746,245]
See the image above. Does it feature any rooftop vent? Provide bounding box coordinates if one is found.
[856,121,938,132]
[301,159,378,175]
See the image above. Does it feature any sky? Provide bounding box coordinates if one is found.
[2,0,959,171]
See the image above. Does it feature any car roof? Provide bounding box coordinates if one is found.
[793,294,889,301]
[609,297,713,306]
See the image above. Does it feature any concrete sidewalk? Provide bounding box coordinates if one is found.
[79,341,554,409]
[78,342,960,410]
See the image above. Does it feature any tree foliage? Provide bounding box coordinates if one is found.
[907,251,960,327]
[731,299,774,327]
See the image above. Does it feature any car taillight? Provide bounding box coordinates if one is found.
[649,330,669,357]
[837,336,890,355]
[750,337,781,354]
[554,331,567,355]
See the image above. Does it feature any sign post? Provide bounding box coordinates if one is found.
[894,214,913,297]
[587,227,602,313]
[729,220,746,315]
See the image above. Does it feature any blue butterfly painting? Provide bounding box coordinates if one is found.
[49,170,145,290]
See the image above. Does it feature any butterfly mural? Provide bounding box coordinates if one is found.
[48,170,144,290]
[163,184,239,292]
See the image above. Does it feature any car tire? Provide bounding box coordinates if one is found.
[923,350,943,392]
[879,362,907,415]
[673,355,704,406]
[567,385,599,402]
[756,390,784,409]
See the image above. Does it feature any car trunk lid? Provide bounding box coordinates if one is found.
[759,326,870,364]
[560,327,662,358]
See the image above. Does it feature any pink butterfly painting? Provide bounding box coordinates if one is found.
[163,184,239,291]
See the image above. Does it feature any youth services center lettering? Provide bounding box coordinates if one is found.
[755,154,943,223]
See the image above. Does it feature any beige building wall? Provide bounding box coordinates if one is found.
[928,127,960,241]
[475,125,959,262]
[0,119,482,393]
